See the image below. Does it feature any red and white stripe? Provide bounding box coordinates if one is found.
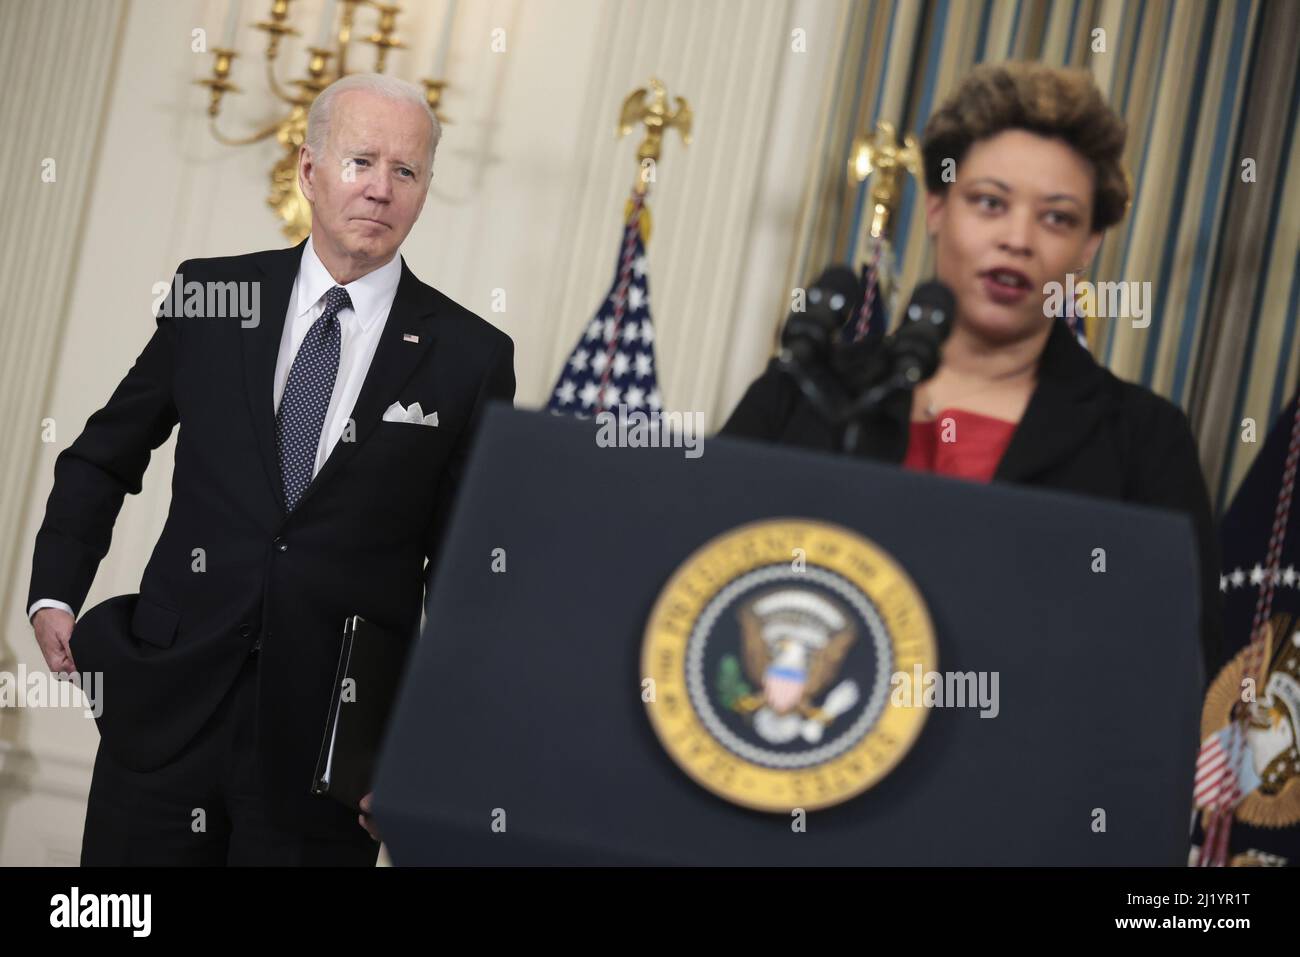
[1194,733,1244,811]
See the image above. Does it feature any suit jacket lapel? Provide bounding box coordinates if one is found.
[993,319,1112,483]
[840,319,1113,481]
[291,256,440,512]
[243,239,307,515]
[845,390,912,462]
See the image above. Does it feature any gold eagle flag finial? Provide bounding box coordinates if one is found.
[848,120,922,240]
[617,78,691,242]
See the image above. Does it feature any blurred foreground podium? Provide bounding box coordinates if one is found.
[372,404,1202,865]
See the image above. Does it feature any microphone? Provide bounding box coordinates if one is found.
[838,281,956,453]
[834,279,956,401]
[777,265,863,419]
[779,265,863,369]
[773,272,955,454]
[887,280,956,386]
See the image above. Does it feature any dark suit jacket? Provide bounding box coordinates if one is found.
[721,318,1223,681]
[28,238,515,836]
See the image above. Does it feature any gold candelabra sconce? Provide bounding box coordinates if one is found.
[196,0,458,243]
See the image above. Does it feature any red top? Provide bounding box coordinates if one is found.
[902,408,1018,483]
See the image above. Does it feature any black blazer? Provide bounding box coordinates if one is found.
[28,239,515,837]
[721,318,1223,680]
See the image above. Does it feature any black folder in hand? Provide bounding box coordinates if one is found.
[311,615,409,813]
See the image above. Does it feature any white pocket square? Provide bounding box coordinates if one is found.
[383,401,438,427]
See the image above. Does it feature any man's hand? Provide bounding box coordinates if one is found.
[359,792,381,842]
[32,608,77,676]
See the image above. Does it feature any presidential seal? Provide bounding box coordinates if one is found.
[1197,617,1300,833]
[642,519,937,812]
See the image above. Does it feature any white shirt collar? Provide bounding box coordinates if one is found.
[296,234,402,332]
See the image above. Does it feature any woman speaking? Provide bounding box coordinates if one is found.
[722,61,1222,678]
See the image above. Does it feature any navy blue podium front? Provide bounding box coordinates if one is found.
[372,404,1202,865]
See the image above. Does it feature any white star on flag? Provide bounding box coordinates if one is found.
[546,194,665,419]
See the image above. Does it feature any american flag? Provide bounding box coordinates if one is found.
[547,192,662,419]
[1194,724,1261,812]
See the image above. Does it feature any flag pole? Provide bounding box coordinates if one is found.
[771,120,919,352]
[843,120,920,343]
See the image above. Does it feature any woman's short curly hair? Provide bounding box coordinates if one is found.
[920,61,1130,231]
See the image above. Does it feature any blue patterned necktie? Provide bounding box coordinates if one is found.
[276,285,351,511]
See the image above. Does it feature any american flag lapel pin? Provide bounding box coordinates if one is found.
[402,333,420,343]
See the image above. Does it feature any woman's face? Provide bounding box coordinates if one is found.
[925,129,1104,344]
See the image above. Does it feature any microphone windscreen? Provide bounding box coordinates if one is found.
[902,280,956,337]
[813,265,865,315]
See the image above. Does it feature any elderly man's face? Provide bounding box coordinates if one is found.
[299,90,432,275]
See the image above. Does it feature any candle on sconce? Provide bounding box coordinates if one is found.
[315,0,338,49]
[221,0,242,50]
[432,0,458,77]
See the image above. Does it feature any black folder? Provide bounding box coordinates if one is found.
[311,615,408,813]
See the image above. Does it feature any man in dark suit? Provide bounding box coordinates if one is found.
[27,72,514,865]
